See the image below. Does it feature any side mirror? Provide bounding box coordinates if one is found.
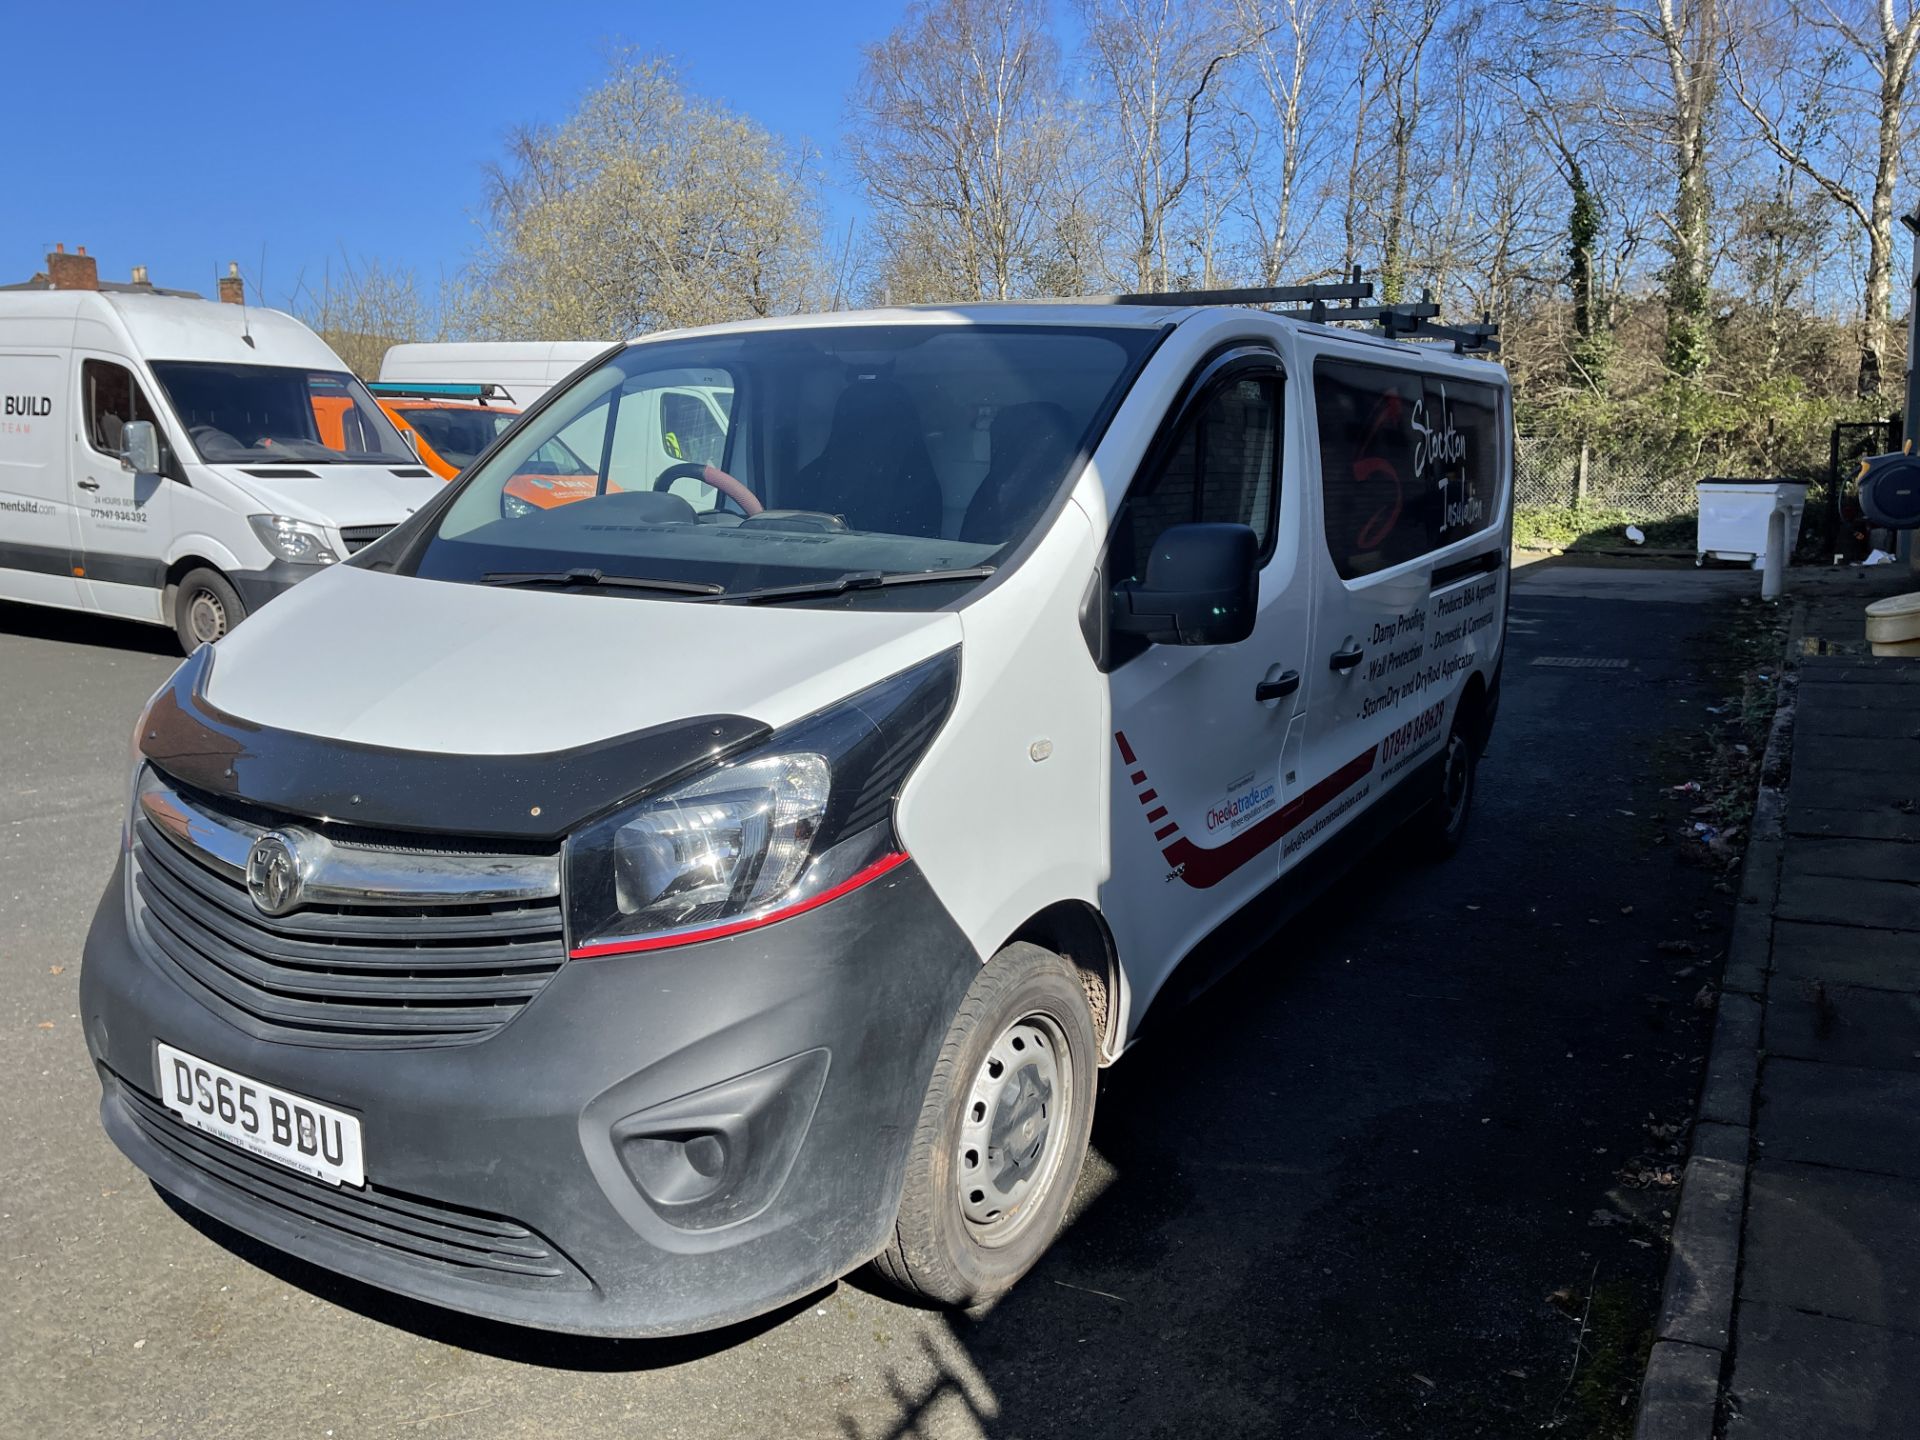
[120,420,162,475]
[1111,522,1259,646]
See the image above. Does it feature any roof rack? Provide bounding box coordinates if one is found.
[366,381,516,404]
[1108,268,1499,355]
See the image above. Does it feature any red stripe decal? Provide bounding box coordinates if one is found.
[1152,746,1380,890]
[1129,770,1147,786]
[1146,806,1168,822]
[570,852,910,959]
[1153,822,1179,840]
[1115,732,1137,765]
[1139,788,1158,805]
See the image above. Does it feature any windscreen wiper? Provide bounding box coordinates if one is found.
[481,568,725,595]
[709,566,996,605]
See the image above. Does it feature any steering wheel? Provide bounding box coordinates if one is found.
[649,461,763,516]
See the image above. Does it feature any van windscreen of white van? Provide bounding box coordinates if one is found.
[403,324,1159,610]
[149,362,415,466]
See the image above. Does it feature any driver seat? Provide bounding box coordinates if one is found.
[960,402,1077,544]
[785,381,943,536]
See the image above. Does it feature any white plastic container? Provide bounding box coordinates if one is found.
[1696,479,1807,568]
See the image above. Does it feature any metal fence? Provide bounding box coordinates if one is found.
[1514,436,1697,519]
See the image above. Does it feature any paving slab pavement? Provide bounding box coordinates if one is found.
[1638,564,1920,1439]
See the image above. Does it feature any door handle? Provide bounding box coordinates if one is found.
[1255,670,1301,703]
[1328,643,1365,673]
[76,478,101,491]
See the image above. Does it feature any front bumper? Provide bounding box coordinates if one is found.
[227,562,314,615]
[81,854,977,1337]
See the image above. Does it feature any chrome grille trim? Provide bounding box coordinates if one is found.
[138,771,559,909]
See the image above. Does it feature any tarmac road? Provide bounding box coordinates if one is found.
[0,565,1760,1439]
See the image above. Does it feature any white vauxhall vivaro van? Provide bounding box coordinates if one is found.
[83,286,1510,1337]
[0,287,442,650]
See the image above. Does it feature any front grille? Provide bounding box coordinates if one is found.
[113,1074,585,1289]
[339,524,394,554]
[130,784,565,1049]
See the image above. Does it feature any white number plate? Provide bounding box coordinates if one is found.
[156,1043,365,1188]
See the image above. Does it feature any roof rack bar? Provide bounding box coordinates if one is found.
[1048,268,1498,354]
[1270,300,1442,325]
[1364,317,1501,354]
[1112,279,1375,308]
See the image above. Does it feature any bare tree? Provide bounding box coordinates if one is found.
[1604,0,1727,378]
[1726,0,1920,396]
[1231,0,1341,283]
[1080,0,1253,291]
[290,253,439,379]
[463,53,827,339]
[847,0,1082,302]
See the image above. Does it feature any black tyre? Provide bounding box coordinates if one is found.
[1416,720,1478,858]
[872,941,1098,1309]
[172,567,246,654]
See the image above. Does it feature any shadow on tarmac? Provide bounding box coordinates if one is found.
[0,599,180,656]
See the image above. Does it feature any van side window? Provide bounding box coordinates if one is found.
[1111,376,1279,584]
[82,360,159,459]
[1314,359,1505,580]
[661,390,727,468]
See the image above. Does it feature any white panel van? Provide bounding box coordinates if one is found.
[0,291,441,651]
[83,287,1510,1337]
[378,341,615,408]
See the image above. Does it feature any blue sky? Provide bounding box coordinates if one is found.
[3,0,933,308]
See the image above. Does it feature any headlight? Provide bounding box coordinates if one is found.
[248,514,339,565]
[565,649,959,957]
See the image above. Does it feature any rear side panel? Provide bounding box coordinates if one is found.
[1289,339,1511,866]
[0,330,81,612]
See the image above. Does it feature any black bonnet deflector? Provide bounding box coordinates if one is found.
[139,647,770,840]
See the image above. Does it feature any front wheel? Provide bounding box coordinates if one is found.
[1416,723,1478,858]
[872,941,1098,1309]
[171,567,247,654]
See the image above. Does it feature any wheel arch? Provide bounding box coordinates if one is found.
[998,899,1125,1063]
[1456,669,1492,755]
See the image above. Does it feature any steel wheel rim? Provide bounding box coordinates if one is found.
[186,588,227,647]
[955,1013,1073,1247]
[1441,734,1471,830]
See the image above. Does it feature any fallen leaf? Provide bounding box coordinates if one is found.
[1658,940,1700,956]
[48,965,64,975]
[1413,1373,1436,1389]
[35,1021,54,1030]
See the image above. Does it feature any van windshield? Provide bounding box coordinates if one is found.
[149,362,415,465]
[405,324,1158,608]
[390,404,519,471]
